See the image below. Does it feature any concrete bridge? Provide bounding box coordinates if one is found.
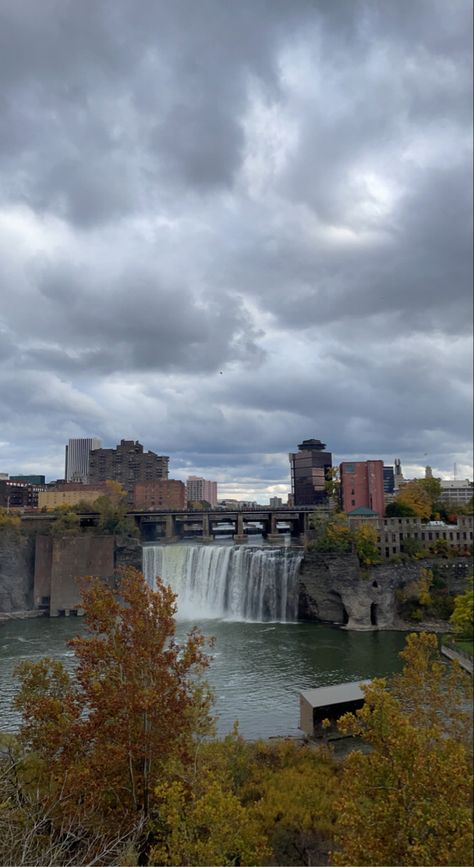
[131,506,318,543]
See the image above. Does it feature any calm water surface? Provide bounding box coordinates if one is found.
[0,617,406,738]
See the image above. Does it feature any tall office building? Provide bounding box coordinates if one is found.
[340,460,385,515]
[186,476,218,507]
[289,439,332,506]
[383,466,395,494]
[88,440,169,501]
[65,437,102,483]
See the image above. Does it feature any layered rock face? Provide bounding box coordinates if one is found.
[298,552,391,629]
[0,530,35,614]
[299,552,471,630]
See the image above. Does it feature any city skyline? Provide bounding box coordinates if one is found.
[1,433,471,506]
[0,1,472,501]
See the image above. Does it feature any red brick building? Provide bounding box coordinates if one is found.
[340,460,385,515]
[133,480,186,510]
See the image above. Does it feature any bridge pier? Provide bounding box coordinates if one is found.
[267,512,281,543]
[199,514,213,543]
[234,513,247,544]
[164,514,179,543]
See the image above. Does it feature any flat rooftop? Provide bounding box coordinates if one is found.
[300,680,371,709]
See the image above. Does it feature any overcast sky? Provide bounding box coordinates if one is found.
[0,0,472,501]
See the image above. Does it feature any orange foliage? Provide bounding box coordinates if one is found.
[15,568,214,827]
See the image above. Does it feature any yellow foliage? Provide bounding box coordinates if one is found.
[333,634,473,866]
[0,508,21,529]
[450,575,474,639]
[352,522,380,566]
[398,568,433,608]
[397,481,432,519]
[151,776,271,866]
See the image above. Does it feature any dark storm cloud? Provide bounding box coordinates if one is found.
[0,0,472,490]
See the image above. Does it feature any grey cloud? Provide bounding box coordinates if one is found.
[4,254,264,376]
[0,0,472,490]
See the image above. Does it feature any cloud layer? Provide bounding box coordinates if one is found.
[0,0,472,498]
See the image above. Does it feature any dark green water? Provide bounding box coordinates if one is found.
[0,617,406,738]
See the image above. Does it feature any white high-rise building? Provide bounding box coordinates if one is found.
[186,476,218,507]
[65,437,102,483]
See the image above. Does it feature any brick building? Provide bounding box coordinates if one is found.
[0,479,46,509]
[38,483,108,511]
[134,480,186,510]
[340,460,385,515]
[88,440,169,502]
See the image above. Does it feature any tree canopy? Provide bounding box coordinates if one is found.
[450,575,474,640]
[333,633,473,866]
[14,568,214,858]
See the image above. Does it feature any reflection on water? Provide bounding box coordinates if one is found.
[0,617,405,738]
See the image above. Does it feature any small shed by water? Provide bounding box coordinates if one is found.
[299,680,371,738]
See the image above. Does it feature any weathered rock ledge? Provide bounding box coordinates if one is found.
[298,551,470,631]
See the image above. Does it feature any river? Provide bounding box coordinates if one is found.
[0,622,406,739]
[1,542,407,737]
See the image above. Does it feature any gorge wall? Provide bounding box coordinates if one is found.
[0,530,36,616]
[299,551,471,630]
[0,532,142,617]
[0,531,471,628]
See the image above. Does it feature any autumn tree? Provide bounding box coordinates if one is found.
[352,523,380,567]
[309,511,352,553]
[417,475,442,504]
[333,633,473,866]
[14,568,214,860]
[151,775,271,866]
[0,507,21,529]
[93,481,138,537]
[396,480,432,519]
[0,507,21,531]
[50,507,81,536]
[450,575,474,640]
[385,500,417,518]
[149,729,339,867]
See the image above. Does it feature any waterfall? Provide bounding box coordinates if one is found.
[143,544,303,622]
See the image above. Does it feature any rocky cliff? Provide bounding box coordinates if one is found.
[0,532,143,617]
[0,529,36,615]
[299,552,471,630]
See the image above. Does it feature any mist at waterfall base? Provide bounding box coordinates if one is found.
[0,544,406,739]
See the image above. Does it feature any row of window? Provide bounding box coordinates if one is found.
[381,530,472,544]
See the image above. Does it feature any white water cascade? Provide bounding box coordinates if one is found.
[143,544,303,622]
